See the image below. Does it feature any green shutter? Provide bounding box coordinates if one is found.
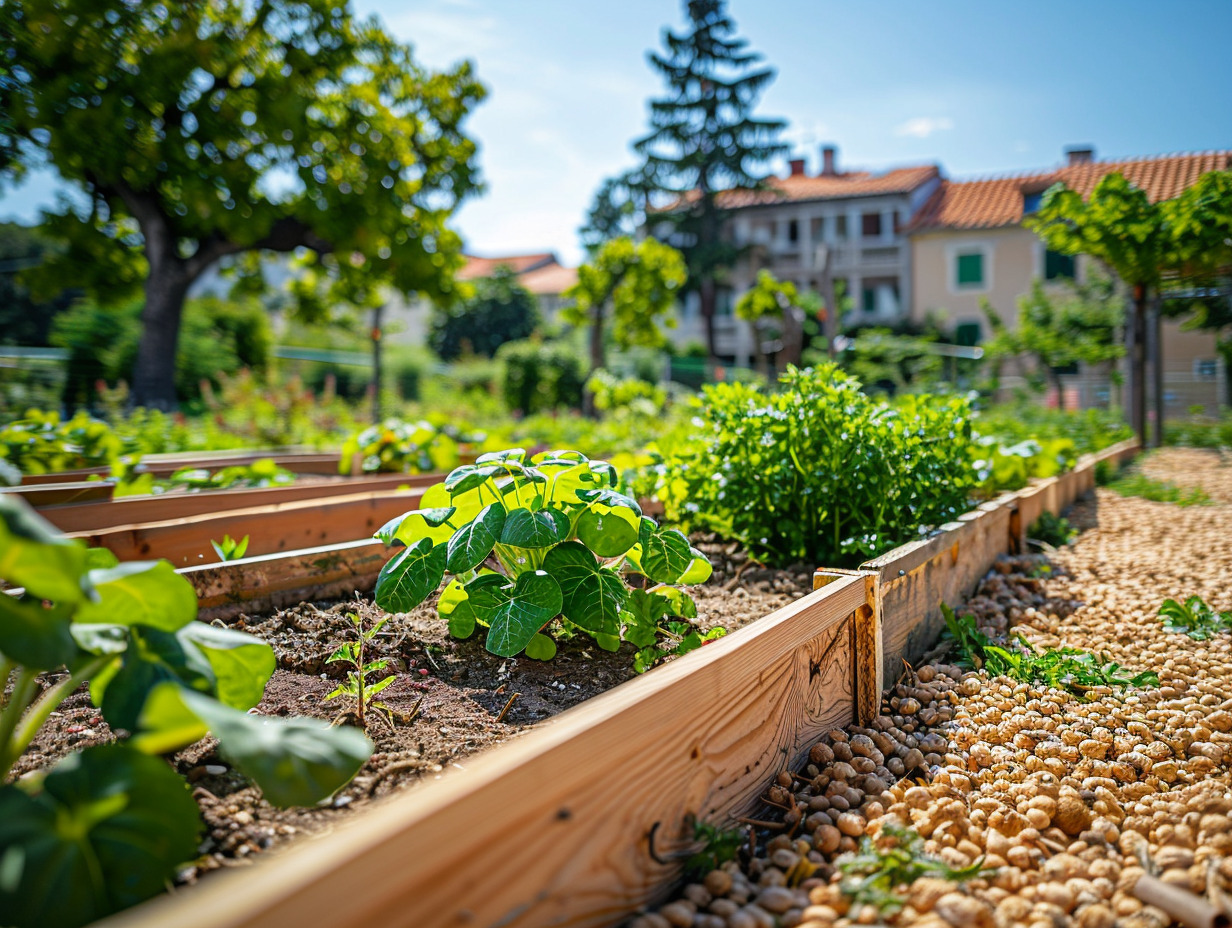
[862,287,876,313]
[956,252,983,286]
[1044,250,1076,280]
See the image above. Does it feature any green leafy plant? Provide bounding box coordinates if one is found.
[1159,596,1232,640]
[210,534,250,562]
[837,825,986,914]
[651,363,979,567]
[684,819,745,879]
[324,611,396,730]
[941,603,1158,695]
[1028,511,1077,548]
[0,496,371,928]
[170,457,295,490]
[973,436,1077,493]
[0,409,122,475]
[372,449,714,668]
[1105,470,1210,506]
[340,419,463,475]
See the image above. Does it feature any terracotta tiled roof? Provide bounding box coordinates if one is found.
[714,165,941,209]
[457,252,557,280]
[518,262,577,296]
[908,151,1232,232]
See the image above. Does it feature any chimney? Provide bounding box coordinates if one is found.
[788,157,806,177]
[1065,146,1095,166]
[821,144,838,176]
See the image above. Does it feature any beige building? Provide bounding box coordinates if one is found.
[908,148,1231,414]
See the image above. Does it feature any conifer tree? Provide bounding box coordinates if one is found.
[633,0,787,360]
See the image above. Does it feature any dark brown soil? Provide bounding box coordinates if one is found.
[11,535,815,882]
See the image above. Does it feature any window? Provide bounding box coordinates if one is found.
[862,287,877,313]
[1195,359,1218,380]
[811,217,825,240]
[1023,192,1044,214]
[835,215,848,241]
[861,212,882,237]
[956,252,984,287]
[955,321,982,346]
[787,219,799,244]
[1044,250,1076,280]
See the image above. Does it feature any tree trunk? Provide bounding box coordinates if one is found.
[582,305,605,418]
[1125,286,1148,443]
[131,253,191,410]
[699,277,718,363]
[371,304,384,425]
[1149,296,1163,448]
[1052,369,1067,411]
[776,307,804,372]
[819,247,837,359]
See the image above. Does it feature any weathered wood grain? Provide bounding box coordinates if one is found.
[19,449,344,485]
[38,472,438,533]
[0,480,114,506]
[70,488,425,565]
[183,538,388,622]
[103,575,871,928]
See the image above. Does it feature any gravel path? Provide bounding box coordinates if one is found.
[635,452,1232,928]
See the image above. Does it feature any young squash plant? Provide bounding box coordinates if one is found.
[373,449,716,666]
[0,496,372,928]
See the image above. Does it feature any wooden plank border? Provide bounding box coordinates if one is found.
[104,574,874,928]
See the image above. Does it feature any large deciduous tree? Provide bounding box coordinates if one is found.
[631,0,786,361]
[560,236,686,390]
[1,0,485,409]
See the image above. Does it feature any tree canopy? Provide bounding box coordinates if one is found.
[429,266,540,361]
[601,0,785,361]
[1,0,485,407]
[560,236,687,377]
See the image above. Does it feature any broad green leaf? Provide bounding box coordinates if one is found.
[374,507,456,546]
[575,505,640,557]
[531,450,588,464]
[445,502,506,573]
[95,626,216,732]
[443,463,503,494]
[374,538,447,614]
[500,507,570,548]
[70,623,129,657]
[0,594,78,671]
[73,561,197,632]
[177,623,276,711]
[179,689,371,807]
[595,633,621,652]
[635,526,713,585]
[83,548,119,570]
[476,448,526,464]
[131,681,209,754]
[0,495,88,604]
[575,487,643,516]
[438,578,478,638]
[467,570,563,657]
[524,633,557,661]
[542,541,627,636]
[421,481,487,526]
[0,743,201,928]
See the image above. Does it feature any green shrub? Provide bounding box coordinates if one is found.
[429,266,540,361]
[497,339,585,415]
[1028,511,1077,547]
[0,409,122,474]
[585,368,667,418]
[973,404,1132,456]
[1164,414,1232,449]
[973,437,1078,493]
[652,364,980,567]
[340,419,465,474]
[1105,470,1210,506]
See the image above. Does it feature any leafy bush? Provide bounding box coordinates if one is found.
[169,457,295,490]
[1104,469,1210,506]
[973,404,1132,456]
[372,449,715,667]
[497,339,586,415]
[1164,413,1232,450]
[0,497,370,927]
[1159,595,1232,640]
[52,295,272,409]
[0,408,122,474]
[584,368,668,418]
[650,364,979,567]
[430,266,540,361]
[1028,511,1077,548]
[973,436,1077,493]
[340,419,468,475]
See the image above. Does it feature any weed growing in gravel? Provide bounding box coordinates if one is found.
[941,603,1158,695]
[684,820,745,878]
[210,533,249,561]
[325,611,397,730]
[1159,595,1232,640]
[373,449,714,668]
[1028,511,1076,548]
[837,825,986,914]
[1105,470,1210,506]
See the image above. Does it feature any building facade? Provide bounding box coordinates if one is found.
[667,146,942,365]
[908,148,1232,414]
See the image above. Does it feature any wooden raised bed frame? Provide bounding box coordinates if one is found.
[98,439,1137,928]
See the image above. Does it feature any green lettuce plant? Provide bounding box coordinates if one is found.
[0,496,371,928]
[372,449,714,666]
[1159,595,1232,640]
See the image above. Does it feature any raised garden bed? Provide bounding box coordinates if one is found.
[18,448,347,485]
[86,439,1139,928]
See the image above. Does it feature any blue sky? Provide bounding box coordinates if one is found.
[3,0,1230,266]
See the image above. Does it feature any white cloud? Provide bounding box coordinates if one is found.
[894,116,955,139]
